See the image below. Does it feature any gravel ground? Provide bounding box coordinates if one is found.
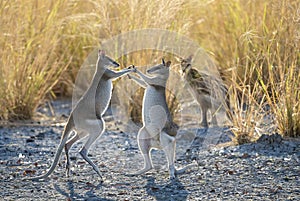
[0,100,299,201]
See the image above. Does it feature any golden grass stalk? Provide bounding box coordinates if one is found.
[196,0,300,140]
[0,0,189,120]
[0,0,72,119]
[1,0,299,142]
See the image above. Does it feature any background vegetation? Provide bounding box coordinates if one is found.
[1,0,299,141]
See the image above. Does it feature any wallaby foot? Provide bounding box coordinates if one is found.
[65,141,74,177]
[79,147,103,180]
[161,132,176,180]
[175,163,198,175]
[169,165,176,180]
[127,166,153,176]
[211,114,218,126]
[128,150,153,176]
[128,135,154,177]
[200,106,209,128]
[64,132,83,177]
[65,155,70,177]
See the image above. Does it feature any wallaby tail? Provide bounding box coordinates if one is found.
[23,116,74,181]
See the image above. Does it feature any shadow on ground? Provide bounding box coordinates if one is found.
[54,180,110,201]
[145,176,189,201]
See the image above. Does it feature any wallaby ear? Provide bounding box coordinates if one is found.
[186,55,193,62]
[98,50,105,57]
[162,58,165,66]
[166,61,171,67]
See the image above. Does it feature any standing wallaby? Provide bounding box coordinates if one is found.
[128,59,195,180]
[180,55,231,127]
[25,50,134,181]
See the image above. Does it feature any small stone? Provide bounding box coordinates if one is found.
[26,138,35,143]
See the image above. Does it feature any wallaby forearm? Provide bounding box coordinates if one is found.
[105,68,131,79]
[136,69,156,85]
[129,74,147,88]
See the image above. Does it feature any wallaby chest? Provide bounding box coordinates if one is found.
[142,85,169,124]
[95,79,113,115]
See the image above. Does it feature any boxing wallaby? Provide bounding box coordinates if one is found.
[26,50,134,181]
[128,59,195,180]
[180,55,231,127]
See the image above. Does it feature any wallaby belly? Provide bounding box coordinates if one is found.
[95,80,113,115]
[142,86,168,124]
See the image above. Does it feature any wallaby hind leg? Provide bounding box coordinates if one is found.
[79,120,105,179]
[210,107,218,126]
[65,131,88,177]
[160,132,176,180]
[129,127,153,176]
[200,105,209,128]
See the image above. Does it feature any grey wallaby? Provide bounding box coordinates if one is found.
[128,59,196,179]
[25,50,134,181]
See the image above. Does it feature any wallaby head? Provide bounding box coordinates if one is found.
[146,58,171,76]
[180,55,193,74]
[97,50,120,68]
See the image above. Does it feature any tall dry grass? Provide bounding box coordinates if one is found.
[190,0,300,140]
[1,0,299,140]
[0,0,188,120]
[0,0,72,119]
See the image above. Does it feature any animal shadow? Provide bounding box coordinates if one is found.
[54,180,112,201]
[145,176,189,201]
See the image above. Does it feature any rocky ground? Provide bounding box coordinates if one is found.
[0,100,299,200]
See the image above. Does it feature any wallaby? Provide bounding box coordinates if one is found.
[25,50,134,181]
[128,59,196,180]
[180,55,231,127]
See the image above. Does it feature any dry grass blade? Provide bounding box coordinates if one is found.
[0,0,299,141]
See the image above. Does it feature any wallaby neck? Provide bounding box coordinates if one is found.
[152,84,166,91]
[87,59,107,93]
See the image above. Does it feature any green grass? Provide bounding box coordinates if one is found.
[0,0,299,140]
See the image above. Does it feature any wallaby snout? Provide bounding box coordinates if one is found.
[98,49,120,68]
[111,60,120,67]
[146,66,160,74]
[146,59,171,75]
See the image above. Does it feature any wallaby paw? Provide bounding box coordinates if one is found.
[127,65,135,71]
[131,65,137,72]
